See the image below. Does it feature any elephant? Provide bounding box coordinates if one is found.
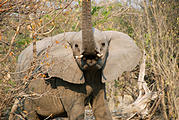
[10,0,141,120]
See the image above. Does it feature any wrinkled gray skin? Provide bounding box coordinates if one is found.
[12,1,141,120]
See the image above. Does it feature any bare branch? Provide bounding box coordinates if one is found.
[34,0,73,35]
[0,25,21,62]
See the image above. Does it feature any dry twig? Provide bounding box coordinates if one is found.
[0,25,21,62]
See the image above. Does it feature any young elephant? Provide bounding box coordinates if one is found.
[13,29,141,120]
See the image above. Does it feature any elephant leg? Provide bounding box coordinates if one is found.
[92,88,113,120]
[64,98,85,120]
[23,99,40,120]
[10,98,40,120]
[25,111,40,120]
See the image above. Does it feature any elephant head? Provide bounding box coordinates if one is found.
[69,0,106,71]
[67,0,108,72]
[68,29,109,72]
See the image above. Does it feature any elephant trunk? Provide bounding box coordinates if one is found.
[82,0,96,55]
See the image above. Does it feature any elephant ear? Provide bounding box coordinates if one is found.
[17,32,84,84]
[102,31,141,82]
[42,34,84,84]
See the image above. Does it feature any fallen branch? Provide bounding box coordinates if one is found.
[113,51,159,119]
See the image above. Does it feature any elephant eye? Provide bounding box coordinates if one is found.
[101,42,105,47]
[75,44,78,48]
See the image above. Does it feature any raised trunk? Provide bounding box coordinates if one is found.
[82,0,96,54]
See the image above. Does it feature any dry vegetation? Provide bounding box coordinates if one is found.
[0,0,178,119]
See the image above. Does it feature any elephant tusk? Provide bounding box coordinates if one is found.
[75,55,83,59]
[97,53,103,58]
